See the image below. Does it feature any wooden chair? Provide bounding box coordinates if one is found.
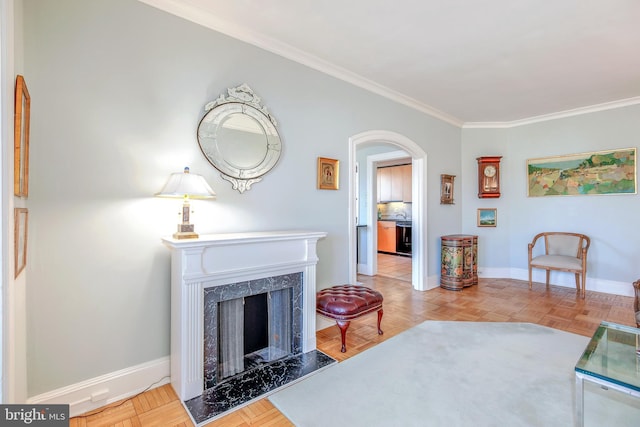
[528,232,590,298]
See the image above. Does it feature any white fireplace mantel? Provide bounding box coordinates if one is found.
[162,230,327,401]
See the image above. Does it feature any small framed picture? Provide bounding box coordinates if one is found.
[14,208,28,277]
[477,208,497,227]
[440,174,455,204]
[317,157,339,190]
[14,75,31,198]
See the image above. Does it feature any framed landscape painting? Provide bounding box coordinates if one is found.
[527,148,636,197]
[477,208,497,227]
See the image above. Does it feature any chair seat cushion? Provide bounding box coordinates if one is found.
[530,254,582,271]
[316,285,383,320]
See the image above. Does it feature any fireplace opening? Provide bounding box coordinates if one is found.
[203,272,304,390]
[244,293,268,357]
[217,287,294,381]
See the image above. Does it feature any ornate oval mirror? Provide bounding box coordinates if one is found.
[197,84,282,193]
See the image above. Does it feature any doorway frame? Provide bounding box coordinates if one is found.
[363,149,411,276]
[348,130,428,291]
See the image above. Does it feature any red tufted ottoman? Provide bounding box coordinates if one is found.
[316,285,383,352]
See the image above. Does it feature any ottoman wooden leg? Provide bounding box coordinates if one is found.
[336,320,350,353]
[377,308,384,335]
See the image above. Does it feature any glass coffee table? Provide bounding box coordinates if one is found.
[575,321,640,426]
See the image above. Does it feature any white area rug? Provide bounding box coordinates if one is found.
[269,321,640,426]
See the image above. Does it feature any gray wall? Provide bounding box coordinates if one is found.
[462,105,640,282]
[19,0,639,399]
[22,0,461,396]
[461,128,511,270]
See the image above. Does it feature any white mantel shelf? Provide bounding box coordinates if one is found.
[162,230,327,401]
[162,230,328,247]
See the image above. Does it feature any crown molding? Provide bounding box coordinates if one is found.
[140,1,638,130]
[138,0,464,127]
[463,96,640,129]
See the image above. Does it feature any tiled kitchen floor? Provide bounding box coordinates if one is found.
[376,253,411,282]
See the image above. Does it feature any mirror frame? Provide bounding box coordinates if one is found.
[197,84,282,193]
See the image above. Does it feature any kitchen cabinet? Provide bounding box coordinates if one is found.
[378,167,392,202]
[390,166,403,201]
[401,164,412,202]
[377,164,412,203]
[377,221,396,253]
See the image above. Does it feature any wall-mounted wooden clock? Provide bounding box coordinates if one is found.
[477,156,502,198]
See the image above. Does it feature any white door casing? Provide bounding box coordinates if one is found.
[348,130,428,291]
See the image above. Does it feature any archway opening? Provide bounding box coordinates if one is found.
[348,130,428,291]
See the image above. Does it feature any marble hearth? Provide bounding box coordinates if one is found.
[162,231,332,423]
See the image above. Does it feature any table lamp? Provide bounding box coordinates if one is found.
[156,167,216,239]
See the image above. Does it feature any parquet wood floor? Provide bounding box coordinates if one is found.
[70,255,635,426]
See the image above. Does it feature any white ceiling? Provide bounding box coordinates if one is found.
[141,0,640,127]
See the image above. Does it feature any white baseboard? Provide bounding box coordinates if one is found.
[436,267,633,297]
[357,263,373,276]
[508,268,633,297]
[27,356,170,417]
[316,314,334,331]
[478,267,512,279]
[365,268,632,297]
[426,275,440,290]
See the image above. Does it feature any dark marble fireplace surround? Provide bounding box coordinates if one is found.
[203,272,303,389]
[186,272,335,424]
[162,231,333,425]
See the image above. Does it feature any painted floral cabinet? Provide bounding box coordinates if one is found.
[440,235,478,290]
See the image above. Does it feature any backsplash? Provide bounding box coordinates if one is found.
[377,202,412,221]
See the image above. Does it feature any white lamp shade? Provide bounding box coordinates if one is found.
[156,167,216,199]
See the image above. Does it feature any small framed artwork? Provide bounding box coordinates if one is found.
[317,157,339,190]
[14,208,28,278]
[477,208,497,227]
[440,174,455,204]
[14,75,31,198]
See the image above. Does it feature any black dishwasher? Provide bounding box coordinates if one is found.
[396,221,412,255]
